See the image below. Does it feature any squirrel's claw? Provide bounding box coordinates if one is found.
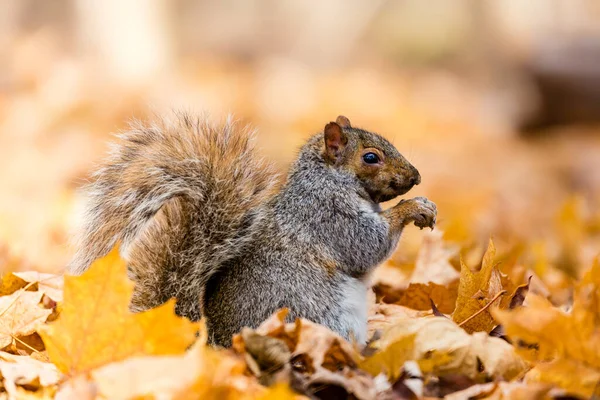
[410,199,437,230]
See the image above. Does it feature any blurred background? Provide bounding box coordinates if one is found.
[1,0,600,276]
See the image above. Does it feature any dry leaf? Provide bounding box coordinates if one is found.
[359,334,416,380]
[175,341,278,400]
[256,384,300,400]
[0,290,53,350]
[493,260,600,398]
[453,239,505,333]
[371,263,412,293]
[524,358,599,399]
[362,316,527,380]
[408,230,460,285]
[13,272,63,302]
[91,342,206,399]
[55,375,97,400]
[39,248,199,376]
[443,382,497,400]
[506,276,531,309]
[397,280,458,314]
[445,381,554,400]
[239,328,292,386]
[236,309,376,400]
[0,351,60,398]
[0,274,28,297]
[368,303,428,336]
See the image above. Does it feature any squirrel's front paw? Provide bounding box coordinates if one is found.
[397,197,437,230]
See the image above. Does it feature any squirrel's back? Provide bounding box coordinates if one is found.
[69,113,278,319]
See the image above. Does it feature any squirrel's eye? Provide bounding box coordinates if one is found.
[362,152,380,164]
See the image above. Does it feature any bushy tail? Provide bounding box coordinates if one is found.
[69,113,278,320]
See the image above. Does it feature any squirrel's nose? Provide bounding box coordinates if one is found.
[409,170,421,187]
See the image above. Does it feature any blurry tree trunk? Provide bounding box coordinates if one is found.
[74,0,174,86]
[289,0,387,67]
[0,1,21,49]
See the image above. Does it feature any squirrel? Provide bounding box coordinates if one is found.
[69,113,437,347]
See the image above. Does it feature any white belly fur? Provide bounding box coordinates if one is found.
[337,277,368,344]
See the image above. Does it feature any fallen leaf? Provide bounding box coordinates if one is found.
[0,290,52,350]
[408,230,460,285]
[0,351,60,398]
[443,382,497,400]
[91,342,234,400]
[453,239,505,333]
[257,383,301,400]
[39,248,199,376]
[359,334,416,380]
[423,374,479,398]
[236,309,376,400]
[55,375,97,400]
[0,274,28,297]
[507,276,532,309]
[493,381,553,399]
[13,272,64,302]
[362,316,527,381]
[493,260,600,398]
[371,263,412,294]
[11,333,46,355]
[529,243,572,306]
[239,328,292,386]
[368,303,428,336]
[175,341,283,400]
[444,381,554,400]
[524,358,600,399]
[397,280,458,314]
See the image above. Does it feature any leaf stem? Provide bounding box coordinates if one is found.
[11,335,40,353]
[458,290,507,328]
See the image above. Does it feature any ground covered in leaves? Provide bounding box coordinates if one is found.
[0,204,599,399]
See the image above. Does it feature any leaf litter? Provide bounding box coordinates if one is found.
[0,201,598,399]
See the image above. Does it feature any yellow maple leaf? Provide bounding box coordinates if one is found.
[452,239,505,333]
[493,259,600,398]
[39,248,199,376]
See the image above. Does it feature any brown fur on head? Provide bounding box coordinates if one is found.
[323,116,421,203]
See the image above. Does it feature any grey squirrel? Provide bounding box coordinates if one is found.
[69,113,437,346]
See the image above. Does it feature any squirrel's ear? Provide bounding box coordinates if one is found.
[335,115,351,128]
[324,122,348,163]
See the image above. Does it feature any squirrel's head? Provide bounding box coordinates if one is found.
[322,116,421,203]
